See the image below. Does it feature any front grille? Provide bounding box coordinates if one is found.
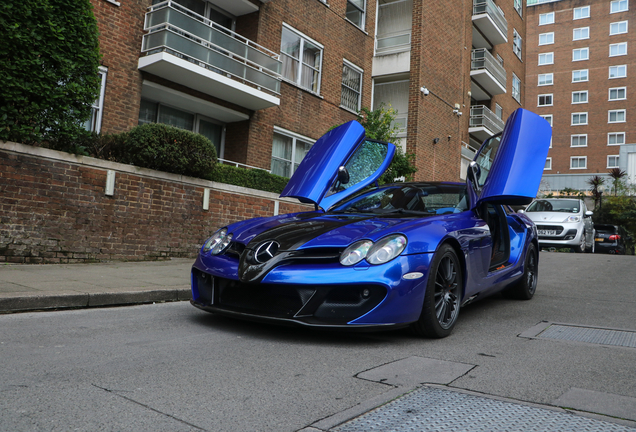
[536,225,564,235]
[225,241,245,257]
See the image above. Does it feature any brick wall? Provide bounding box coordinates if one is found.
[0,142,309,264]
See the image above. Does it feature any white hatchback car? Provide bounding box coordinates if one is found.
[521,198,595,253]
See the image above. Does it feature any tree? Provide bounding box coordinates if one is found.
[608,168,627,196]
[586,175,606,209]
[0,0,101,146]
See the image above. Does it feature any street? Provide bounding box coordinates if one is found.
[1,252,636,431]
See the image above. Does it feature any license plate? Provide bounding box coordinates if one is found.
[595,238,603,242]
[538,229,556,236]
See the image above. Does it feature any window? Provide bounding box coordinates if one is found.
[572,112,588,125]
[271,128,314,177]
[608,155,620,168]
[346,0,366,29]
[609,65,627,78]
[573,27,590,40]
[513,29,522,59]
[610,42,627,56]
[495,104,503,119]
[280,25,323,94]
[572,91,588,104]
[611,0,628,13]
[539,32,554,45]
[538,73,553,86]
[609,109,626,122]
[571,156,587,169]
[540,114,553,126]
[539,53,554,65]
[571,134,587,147]
[514,0,522,16]
[84,66,107,133]
[538,94,553,106]
[544,157,552,170]
[572,69,589,82]
[375,0,413,54]
[540,12,555,25]
[609,87,626,100]
[610,21,628,35]
[574,6,590,19]
[608,132,626,145]
[573,47,589,61]
[512,74,521,103]
[341,61,363,112]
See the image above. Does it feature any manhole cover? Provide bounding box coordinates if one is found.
[538,324,636,348]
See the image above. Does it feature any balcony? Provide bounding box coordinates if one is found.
[469,105,505,142]
[472,0,508,48]
[139,1,282,111]
[470,49,506,100]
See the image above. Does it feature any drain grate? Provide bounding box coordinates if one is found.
[538,324,636,348]
[333,386,636,432]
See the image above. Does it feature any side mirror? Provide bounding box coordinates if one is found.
[585,211,593,217]
[468,161,482,192]
[337,166,350,185]
[518,209,525,214]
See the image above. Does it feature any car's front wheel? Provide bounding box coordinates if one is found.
[574,230,586,253]
[410,244,462,338]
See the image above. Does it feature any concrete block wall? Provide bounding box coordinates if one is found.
[0,142,309,264]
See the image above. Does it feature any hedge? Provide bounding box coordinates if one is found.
[211,164,289,194]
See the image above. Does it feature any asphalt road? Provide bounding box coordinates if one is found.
[1,252,635,431]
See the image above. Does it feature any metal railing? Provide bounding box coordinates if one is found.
[471,48,507,89]
[142,1,282,95]
[469,105,505,134]
[218,158,271,173]
[527,0,562,5]
[473,0,508,40]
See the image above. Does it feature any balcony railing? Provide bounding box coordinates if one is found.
[469,105,505,135]
[471,48,506,90]
[472,0,508,46]
[142,1,282,96]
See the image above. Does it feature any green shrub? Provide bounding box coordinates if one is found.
[211,164,289,194]
[114,124,217,180]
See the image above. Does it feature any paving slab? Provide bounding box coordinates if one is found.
[356,356,475,386]
[553,388,636,422]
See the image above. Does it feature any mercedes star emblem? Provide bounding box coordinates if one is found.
[254,241,280,263]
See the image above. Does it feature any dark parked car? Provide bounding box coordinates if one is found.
[594,224,634,255]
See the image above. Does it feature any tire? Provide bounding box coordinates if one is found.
[574,230,586,253]
[410,244,462,338]
[503,243,538,300]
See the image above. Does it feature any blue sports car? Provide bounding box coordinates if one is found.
[191,108,552,338]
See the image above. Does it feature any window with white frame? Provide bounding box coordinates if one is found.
[346,0,366,29]
[538,94,553,106]
[609,109,626,122]
[572,91,588,104]
[271,128,314,178]
[512,74,521,103]
[609,87,626,100]
[539,53,554,65]
[538,73,553,86]
[572,69,589,82]
[573,6,590,19]
[540,12,555,25]
[572,112,588,125]
[573,27,590,40]
[610,42,627,56]
[607,155,620,168]
[513,29,522,59]
[609,65,627,78]
[514,0,522,16]
[570,156,587,169]
[571,134,587,147]
[495,104,503,119]
[84,66,108,133]
[611,0,628,13]
[545,157,552,170]
[608,132,626,145]
[610,21,628,35]
[573,47,589,61]
[280,25,323,94]
[540,114,553,126]
[341,61,363,112]
[539,32,554,45]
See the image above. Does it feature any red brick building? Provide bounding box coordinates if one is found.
[89,0,526,182]
[527,0,636,193]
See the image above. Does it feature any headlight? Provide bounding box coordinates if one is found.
[202,228,233,255]
[340,240,373,266]
[367,235,407,265]
[566,216,581,223]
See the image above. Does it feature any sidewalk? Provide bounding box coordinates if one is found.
[0,258,193,313]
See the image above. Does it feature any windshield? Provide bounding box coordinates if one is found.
[526,199,580,213]
[330,183,469,215]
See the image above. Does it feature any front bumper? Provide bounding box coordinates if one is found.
[190,253,433,327]
[535,222,583,248]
